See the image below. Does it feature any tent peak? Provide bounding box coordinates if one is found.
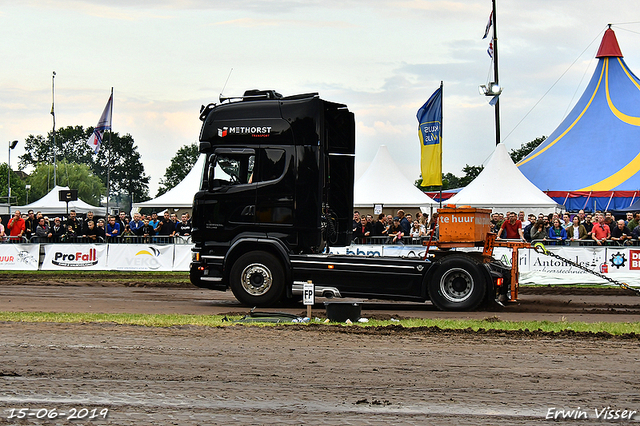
[596,27,623,58]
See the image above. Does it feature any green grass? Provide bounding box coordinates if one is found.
[0,270,190,284]
[1,311,638,335]
[0,271,187,276]
[0,312,225,327]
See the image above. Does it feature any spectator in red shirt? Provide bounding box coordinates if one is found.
[591,213,611,245]
[496,212,525,241]
[7,210,26,240]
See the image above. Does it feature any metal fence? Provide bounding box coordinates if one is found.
[351,235,435,245]
[2,235,192,245]
[351,236,640,247]
[530,238,639,247]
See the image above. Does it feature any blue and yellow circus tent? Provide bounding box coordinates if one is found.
[518,27,640,211]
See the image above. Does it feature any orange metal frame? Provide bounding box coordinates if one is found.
[427,207,529,302]
[493,240,530,301]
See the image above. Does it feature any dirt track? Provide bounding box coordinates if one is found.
[1,277,640,424]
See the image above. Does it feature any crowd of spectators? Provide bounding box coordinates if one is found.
[491,209,640,246]
[350,208,640,246]
[0,209,192,243]
[352,209,438,244]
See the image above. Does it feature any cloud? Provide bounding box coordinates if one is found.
[211,17,353,28]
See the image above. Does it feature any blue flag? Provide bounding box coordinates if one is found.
[417,87,442,186]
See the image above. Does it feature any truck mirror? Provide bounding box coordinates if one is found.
[207,154,217,190]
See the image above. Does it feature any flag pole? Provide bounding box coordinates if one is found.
[439,80,443,208]
[51,71,57,187]
[106,87,113,217]
[492,0,501,146]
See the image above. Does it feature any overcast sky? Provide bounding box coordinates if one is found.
[1,1,640,197]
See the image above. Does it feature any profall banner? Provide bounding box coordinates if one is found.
[42,244,107,270]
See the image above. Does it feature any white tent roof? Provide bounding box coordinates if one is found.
[354,145,436,208]
[448,143,563,214]
[133,154,204,210]
[12,185,106,216]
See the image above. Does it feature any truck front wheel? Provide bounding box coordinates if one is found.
[230,252,285,307]
[428,255,486,311]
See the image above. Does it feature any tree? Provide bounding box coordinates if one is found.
[18,126,94,171]
[94,132,150,211]
[0,163,27,205]
[509,136,546,163]
[18,126,151,211]
[157,143,199,197]
[458,164,484,187]
[416,164,484,191]
[26,162,106,205]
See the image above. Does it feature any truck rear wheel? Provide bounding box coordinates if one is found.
[428,255,486,311]
[230,252,285,307]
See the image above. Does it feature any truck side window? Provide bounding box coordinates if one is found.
[208,153,255,189]
[259,149,286,182]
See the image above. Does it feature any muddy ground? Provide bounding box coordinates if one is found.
[1,274,640,424]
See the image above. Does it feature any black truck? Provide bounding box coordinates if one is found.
[189,90,508,310]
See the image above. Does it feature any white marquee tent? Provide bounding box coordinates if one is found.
[132,154,204,211]
[448,143,563,214]
[354,145,437,209]
[11,185,106,216]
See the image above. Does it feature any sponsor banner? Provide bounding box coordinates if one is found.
[328,245,425,258]
[328,245,401,257]
[490,247,515,268]
[331,244,639,287]
[173,244,194,271]
[42,244,107,270]
[107,244,173,271]
[519,247,640,286]
[0,244,39,270]
[382,245,426,258]
[327,246,380,256]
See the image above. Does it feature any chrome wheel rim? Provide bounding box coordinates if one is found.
[240,263,273,296]
[439,268,474,303]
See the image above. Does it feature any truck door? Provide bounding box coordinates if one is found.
[255,147,294,227]
[203,148,256,242]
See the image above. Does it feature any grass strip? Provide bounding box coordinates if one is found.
[1,311,639,335]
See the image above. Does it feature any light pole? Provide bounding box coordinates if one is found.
[8,140,18,209]
[479,0,502,146]
[25,184,31,204]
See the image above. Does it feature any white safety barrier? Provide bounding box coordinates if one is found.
[0,243,195,272]
[3,243,640,287]
[331,244,640,287]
